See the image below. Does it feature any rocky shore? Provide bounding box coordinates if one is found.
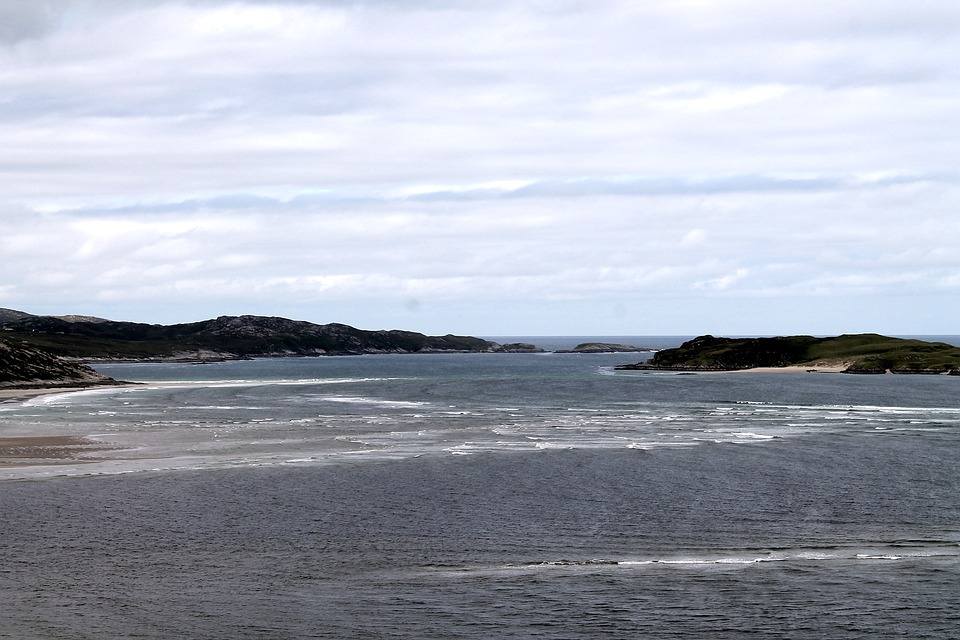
[0,339,122,391]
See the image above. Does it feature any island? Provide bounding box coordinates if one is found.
[556,342,650,354]
[615,334,960,374]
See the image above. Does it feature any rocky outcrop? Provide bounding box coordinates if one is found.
[557,342,648,354]
[493,343,546,353]
[0,339,119,389]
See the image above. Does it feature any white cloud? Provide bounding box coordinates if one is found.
[0,0,958,334]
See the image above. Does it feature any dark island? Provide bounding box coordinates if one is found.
[557,342,649,354]
[616,334,960,374]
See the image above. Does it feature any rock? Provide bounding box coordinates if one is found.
[557,343,648,354]
[0,339,119,389]
[493,343,546,353]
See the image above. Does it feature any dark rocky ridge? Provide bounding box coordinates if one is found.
[0,309,517,361]
[0,340,119,389]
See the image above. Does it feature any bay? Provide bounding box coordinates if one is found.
[1,340,959,638]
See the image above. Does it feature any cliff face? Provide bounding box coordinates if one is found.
[0,309,502,361]
[0,340,117,388]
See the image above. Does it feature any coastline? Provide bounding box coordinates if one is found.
[619,364,851,374]
[715,365,850,374]
[0,383,141,469]
[0,382,140,405]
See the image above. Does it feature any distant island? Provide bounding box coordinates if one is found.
[556,342,649,354]
[616,334,960,374]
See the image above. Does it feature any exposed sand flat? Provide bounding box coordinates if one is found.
[0,435,123,467]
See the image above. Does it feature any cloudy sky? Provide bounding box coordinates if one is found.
[1,0,957,336]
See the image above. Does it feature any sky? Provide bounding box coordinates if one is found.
[1,0,958,336]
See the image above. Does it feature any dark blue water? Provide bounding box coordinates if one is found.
[1,345,959,638]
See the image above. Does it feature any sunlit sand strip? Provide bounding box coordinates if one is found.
[706,365,850,374]
[0,383,142,405]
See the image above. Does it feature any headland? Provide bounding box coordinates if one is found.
[616,334,960,374]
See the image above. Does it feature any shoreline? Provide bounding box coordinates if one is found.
[626,364,959,374]
[0,382,141,405]
[0,384,141,469]
[618,364,851,374]
[714,365,849,374]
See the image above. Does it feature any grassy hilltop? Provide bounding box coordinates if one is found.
[618,334,960,374]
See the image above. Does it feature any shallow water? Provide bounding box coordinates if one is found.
[1,348,959,637]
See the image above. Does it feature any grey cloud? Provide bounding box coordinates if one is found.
[0,0,65,44]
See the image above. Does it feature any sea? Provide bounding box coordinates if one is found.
[1,336,959,639]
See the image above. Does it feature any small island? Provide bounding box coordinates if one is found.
[557,343,649,354]
[616,334,960,374]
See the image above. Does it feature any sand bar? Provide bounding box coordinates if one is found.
[0,435,125,466]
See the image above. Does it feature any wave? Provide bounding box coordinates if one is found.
[421,543,960,577]
[320,396,429,408]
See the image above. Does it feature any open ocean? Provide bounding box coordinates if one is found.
[2,336,960,638]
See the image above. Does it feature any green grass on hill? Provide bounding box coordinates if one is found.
[639,334,960,373]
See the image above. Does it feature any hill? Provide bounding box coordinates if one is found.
[616,334,960,374]
[0,309,514,361]
[0,340,119,389]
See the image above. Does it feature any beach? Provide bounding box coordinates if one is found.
[0,386,107,404]
[0,384,139,468]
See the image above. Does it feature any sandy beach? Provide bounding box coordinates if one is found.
[0,386,103,404]
[632,364,852,374]
[0,382,142,404]
[0,384,140,467]
[720,365,850,374]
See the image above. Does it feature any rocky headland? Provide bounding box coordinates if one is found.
[0,339,121,390]
[616,334,960,374]
[0,308,534,363]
